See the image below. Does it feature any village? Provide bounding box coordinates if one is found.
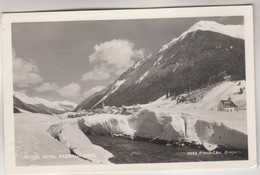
[62,77,245,120]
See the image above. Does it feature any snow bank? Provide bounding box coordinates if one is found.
[160,114,186,142]
[78,109,247,151]
[48,122,113,163]
[181,113,247,150]
[205,122,248,149]
[78,114,135,136]
[135,110,163,138]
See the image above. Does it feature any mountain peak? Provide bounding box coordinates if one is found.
[184,20,244,40]
[159,20,244,52]
[75,20,245,111]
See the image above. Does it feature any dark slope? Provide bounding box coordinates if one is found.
[75,30,245,111]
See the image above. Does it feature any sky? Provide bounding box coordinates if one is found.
[12,16,243,103]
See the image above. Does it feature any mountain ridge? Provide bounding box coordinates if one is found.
[74,21,245,111]
[14,92,77,114]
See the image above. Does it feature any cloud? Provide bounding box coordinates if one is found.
[57,82,81,97]
[82,39,144,81]
[13,51,43,88]
[14,89,27,94]
[35,82,59,92]
[82,67,110,81]
[83,86,105,98]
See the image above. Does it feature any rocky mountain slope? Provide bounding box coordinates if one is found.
[74,21,245,111]
[14,92,77,115]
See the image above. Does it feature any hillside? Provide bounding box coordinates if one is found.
[75,21,245,111]
[145,80,246,111]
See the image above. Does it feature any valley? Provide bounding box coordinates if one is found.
[13,20,248,165]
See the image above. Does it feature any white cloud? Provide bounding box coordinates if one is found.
[14,89,27,94]
[57,82,81,97]
[83,86,105,98]
[82,67,110,81]
[35,82,59,92]
[82,39,144,81]
[13,52,43,88]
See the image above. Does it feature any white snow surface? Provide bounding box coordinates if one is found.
[133,60,142,69]
[136,70,150,84]
[176,80,246,113]
[172,63,180,73]
[159,38,178,52]
[201,80,246,105]
[159,20,244,53]
[78,109,247,150]
[78,114,136,136]
[15,113,89,165]
[48,122,114,163]
[153,55,163,66]
[142,81,247,134]
[151,80,246,111]
[14,92,77,111]
[78,80,247,150]
[133,53,153,69]
[93,79,126,108]
[180,21,244,40]
[111,79,126,93]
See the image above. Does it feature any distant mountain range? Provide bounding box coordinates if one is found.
[74,21,245,111]
[13,92,77,115]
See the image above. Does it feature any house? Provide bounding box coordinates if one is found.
[217,97,238,112]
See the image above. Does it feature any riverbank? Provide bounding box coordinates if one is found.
[14,107,248,165]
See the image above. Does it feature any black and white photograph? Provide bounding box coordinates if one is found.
[2,5,256,174]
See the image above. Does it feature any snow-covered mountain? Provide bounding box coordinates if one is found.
[158,21,244,53]
[14,92,77,115]
[74,21,245,111]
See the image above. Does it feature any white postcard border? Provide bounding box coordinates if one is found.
[2,5,256,174]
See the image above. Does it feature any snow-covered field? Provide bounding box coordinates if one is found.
[15,107,247,165]
[14,81,248,165]
[15,113,111,165]
[74,81,247,150]
[141,80,247,134]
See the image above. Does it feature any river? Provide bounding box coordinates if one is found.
[87,134,248,164]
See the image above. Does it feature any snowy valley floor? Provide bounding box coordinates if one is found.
[14,106,248,166]
[15,113,91,166]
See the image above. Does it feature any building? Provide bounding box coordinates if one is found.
[217,97,238,112]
